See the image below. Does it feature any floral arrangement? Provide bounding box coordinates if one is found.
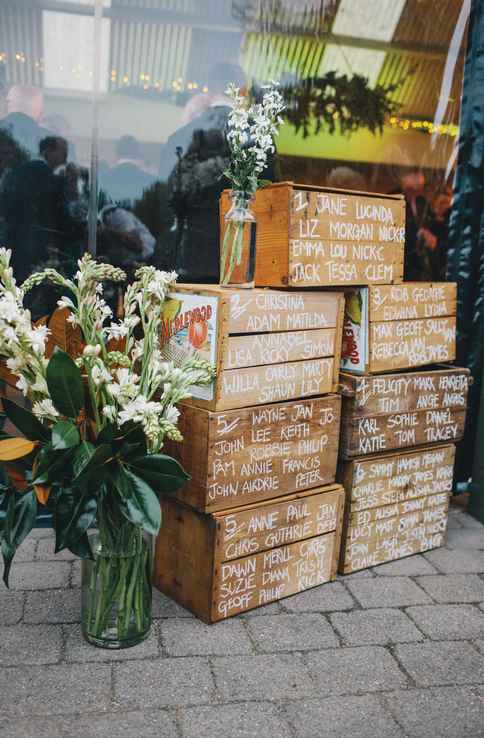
[0,248,213,645]
[220,82,285,285]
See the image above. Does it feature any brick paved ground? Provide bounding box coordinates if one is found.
[1,505,484,738]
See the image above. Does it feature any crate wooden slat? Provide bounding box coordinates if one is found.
[165,394,341,513]
[341,283,457,374]
[161,284,344,411]
[154,484,345,622]
[338,444,455,574]
[339,366,469,458]
[220,182,405,288]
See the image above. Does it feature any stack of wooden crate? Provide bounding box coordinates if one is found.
[154,285,347,621]
[337,282,469,574]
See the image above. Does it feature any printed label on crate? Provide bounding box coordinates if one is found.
[160,291,218,401]
[341,288,368,372]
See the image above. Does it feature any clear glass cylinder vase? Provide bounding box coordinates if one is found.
[220,190,257,288]
[81,525,153,649]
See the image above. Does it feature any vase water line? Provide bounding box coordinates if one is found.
[81,523,153,649]
[220,191,257,287]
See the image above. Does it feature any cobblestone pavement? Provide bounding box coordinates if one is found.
[1,505,484,738]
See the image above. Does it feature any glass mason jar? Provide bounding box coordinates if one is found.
[81,523,153,649]
[220,190,257,288]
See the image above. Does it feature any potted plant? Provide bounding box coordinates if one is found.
[0,249,213,648]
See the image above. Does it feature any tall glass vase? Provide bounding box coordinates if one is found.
[81,515,153,649]
[220,190,257,288]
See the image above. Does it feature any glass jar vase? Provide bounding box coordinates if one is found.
[220,190,257,288]
[81,523,153,649]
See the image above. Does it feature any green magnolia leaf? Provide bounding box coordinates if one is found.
[33,445,75,485]
[72,441,95,477]
[51,421,80,451]
[128,454,189,494]
[1,399,50,443]
[46,350,85,419]
[1,490,37,587]
[72,444,113,486]
[66,530,93,559]
[97,423,120,445]
[54,488,97,553]
[114,465,161,535]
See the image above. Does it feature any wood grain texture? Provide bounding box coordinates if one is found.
[369,316,456,373]
[221,183,405,288]
[337,444,456,513]
[212,485,344,563]
[340,406,466,458]
[369,282,456,322]
[224,328,336,369]
[166,395,341,512]
[339,366,470,417]
[212,532,336,620]
[154,484,344,622]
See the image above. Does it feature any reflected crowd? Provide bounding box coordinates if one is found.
[0,80,452,322]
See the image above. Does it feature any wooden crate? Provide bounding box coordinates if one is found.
[154,484,345,622]
[339,365,469,458]
[338,444,455,574]
[165,394,341,513]
[341,283,457,374]
[161,284,344,411]
[220,182,405,288]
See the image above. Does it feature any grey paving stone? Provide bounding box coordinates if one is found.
[0,591,24,625]
[246,613,339,652]
[285,694,404,738]
[346,577,431,608]
[395,640,484,686]
[416,574,484,603]
[330,608,422,646]
[7,561,71,590]
[180,702,292,738]
[70,559,82,587]
[161,618,252,656]
[305,646,407,696]
[283,582,355,612]
[35,538,78,561]
[60,710,179,738]
[0,663,111,716]
[373,554,438,576]
[114,658,214,708]
[24,588,81,624]
[151,589,194,618]
[475,640,484,654]
[384,685,484,738]
[213,653,314,701]
[446,527,484,549]
[406,604,484,640]
[424,548,484,573]
[0,717,64,738]
[64,623,160,661]
[458,513,484,530]
[447,514,464,529]
[0,624,62,666]
[13,538,37,562]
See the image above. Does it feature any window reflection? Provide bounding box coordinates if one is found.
[0,0,469,309]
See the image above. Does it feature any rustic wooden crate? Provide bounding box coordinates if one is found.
[339,365,469,458]
[220,182,405,288]
[165,394,341,513]
[154,484,345,622]
[161,284,344,411]
[338,444,455,574]
[341,283,457,374]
